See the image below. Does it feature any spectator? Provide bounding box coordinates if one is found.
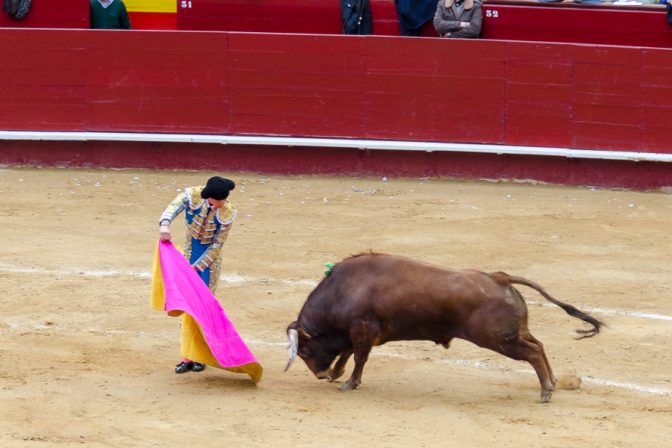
[341,0,373,34]
[90,0,131,29]
[3,0,31,20]
[433,0,482,39]
[395,0,437,36]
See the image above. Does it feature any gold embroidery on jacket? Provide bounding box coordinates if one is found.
[188,206,218,244]
[182,187,235,245]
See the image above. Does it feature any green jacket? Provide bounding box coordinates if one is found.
[90,0,131,29]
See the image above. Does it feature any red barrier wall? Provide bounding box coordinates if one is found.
[481,3,672,49]
[0,28,671,188]
[175,0,672,49]
[3,1,670,49]
[127,12,176,30]
[2,28,671,153]
[175,0,408,36]
[178,0,344,34]
[0,0,88,28]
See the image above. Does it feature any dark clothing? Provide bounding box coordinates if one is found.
[433,0,482,39]
[395,0,438,36]
[341,0,373,35]
[3,0,31,20]
[90,0,131,29]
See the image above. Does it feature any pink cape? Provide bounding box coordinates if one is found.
[151,240,263,383]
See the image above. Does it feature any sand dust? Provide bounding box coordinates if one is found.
[0,167,670,447]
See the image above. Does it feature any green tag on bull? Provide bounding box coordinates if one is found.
[324,262,335,276]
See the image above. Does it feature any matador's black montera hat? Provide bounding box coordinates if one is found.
[201,176,235,200]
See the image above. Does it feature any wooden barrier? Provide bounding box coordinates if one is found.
[0,0,87,28]
[174,0,672,48]
[0,28,671,188]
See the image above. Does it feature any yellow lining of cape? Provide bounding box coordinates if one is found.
[150,243,262,383]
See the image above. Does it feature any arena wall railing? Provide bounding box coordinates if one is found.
[0,28,671,190]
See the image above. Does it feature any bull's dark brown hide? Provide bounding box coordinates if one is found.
[286,253,604,403]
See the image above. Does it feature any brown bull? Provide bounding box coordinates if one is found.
[285,253,603,402]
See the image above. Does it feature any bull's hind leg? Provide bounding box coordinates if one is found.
[496,338,555,403]
[525,333,556,387]
[501,287,555,401]
[329,349,353,382]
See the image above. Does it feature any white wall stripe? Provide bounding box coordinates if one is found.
[2,130,671,163]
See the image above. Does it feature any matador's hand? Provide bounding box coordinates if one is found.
[159,225,172,241]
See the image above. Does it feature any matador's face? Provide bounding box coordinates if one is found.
[207,198,226,209]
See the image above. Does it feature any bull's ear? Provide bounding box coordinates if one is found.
[298,328,312,340]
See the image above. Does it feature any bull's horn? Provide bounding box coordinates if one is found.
[284,328,299,372]
[298,328,312,340]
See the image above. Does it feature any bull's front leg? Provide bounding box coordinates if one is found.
[340,346,371,391]
[340,322,375,391]
[329,349,353,382]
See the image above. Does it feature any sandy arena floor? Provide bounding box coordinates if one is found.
[0,167,670,447]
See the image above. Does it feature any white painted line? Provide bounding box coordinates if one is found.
[2,318,669,397]
[528,301,672,322]
[370,349,672,396]
[581,306,672,322]
[2,130,671,162]
[581,377,672,396]
[0,263,669,322]
[0,263,317,287]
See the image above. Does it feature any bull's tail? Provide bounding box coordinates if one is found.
[503,274,603,339]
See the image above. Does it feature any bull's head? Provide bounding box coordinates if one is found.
[285,322,339,380]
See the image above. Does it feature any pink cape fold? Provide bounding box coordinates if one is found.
[157,240,262,379]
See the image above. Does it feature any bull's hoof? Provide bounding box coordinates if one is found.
[540,390,553,403]
[316,370,332,381]
[339,380,358,392]
[328,369,345,382]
